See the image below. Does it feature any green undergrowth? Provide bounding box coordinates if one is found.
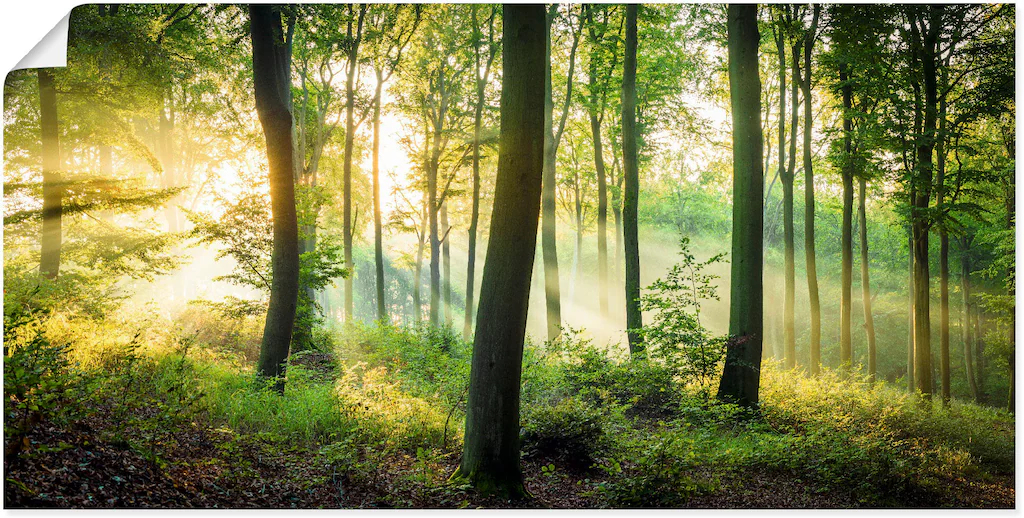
[5,304,1015,508]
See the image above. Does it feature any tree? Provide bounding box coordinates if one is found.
[249,5,300,391]
[798,4,822,375]
[583,4,621,319]
[341,4,368,322]
[717,4,763,408]
[541,5,582,341]
[463,4,499,340]
[621,4,643,355]
[37,69,62,280]
[366,5,421,323]
[455,4,545,497]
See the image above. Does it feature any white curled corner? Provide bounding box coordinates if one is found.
[13,12,71,71]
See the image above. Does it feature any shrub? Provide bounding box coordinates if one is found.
[520,397,608,466]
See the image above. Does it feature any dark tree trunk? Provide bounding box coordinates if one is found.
[250,5,299,392]
[38,69,62,280]
[800,4,821,375]
[912,6,942,399]
[961,244,979,401]
[621,4,643,355]
[839,63,854,368]
[717,4,763,408]
[859,176,877,381]
[907,225,916,391]
[455,4,545,497]
[413,198,427,323]
[936,95,950,404]
[776,20,797,370]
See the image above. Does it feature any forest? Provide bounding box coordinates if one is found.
[2,3,1016,508]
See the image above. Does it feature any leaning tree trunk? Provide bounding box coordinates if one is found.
[455,4,545,497]
[717,4,763,409]
[621,4,643,355]
[587,8,610,319]
[38,69,62,280]
[839,63,854,369]
[800,4,821,375]
[859,176,877,381]
[250,5,299,392]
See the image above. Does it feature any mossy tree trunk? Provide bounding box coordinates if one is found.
[38,68,62,280]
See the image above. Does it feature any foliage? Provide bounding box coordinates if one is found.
[640,237,728,390]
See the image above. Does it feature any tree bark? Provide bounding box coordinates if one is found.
[799,5,822,375]
[936,94,950,404]
[717,4,763,408]
[859,176,877,381]
[38,69,62,280]
[456,4,545,497]
[839,63,854,368]
[250,5,299,392]
[621,4,643,355]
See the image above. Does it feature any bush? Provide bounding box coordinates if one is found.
[521,397,608,466]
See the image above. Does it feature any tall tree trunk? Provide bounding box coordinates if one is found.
[159,94,178,234]
[912,6,941,399]
[907,225,916,391]
[464,8,491,340]
[784,40,800,369]
[961,246,979,400]
[859,176,877,381]
[456,4,545,496]
[777,21,797,370]
[839,63,854,368]
[342,5,366,322]
[429,125,441,326]
[587,6,610,319]
[250,5,299,392]
[441,200,452,325]
[539,7,580,342]
[975,309,985,401]
[38,69,62,280]
[799,5,822,375]
[621,4,643,355]
[936,95,950,404]
[718,3,763,408]
[372,75,387,323]
[541,9,561,342]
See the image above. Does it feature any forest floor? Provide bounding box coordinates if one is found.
[5,344,1015,510]
[4,318,1017,509]
[5,406,1015,509]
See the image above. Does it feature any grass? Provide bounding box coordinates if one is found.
[5,307,1016,508]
